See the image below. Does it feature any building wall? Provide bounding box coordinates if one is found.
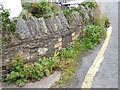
[0,0,22,18]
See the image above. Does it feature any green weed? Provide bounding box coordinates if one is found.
[0,5,17,43]
[5,52,60,87]
[51,25,107,88]
[94,16,110,28]
[79,2,97,9]
[22,2,60,18]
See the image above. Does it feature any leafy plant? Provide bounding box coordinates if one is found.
[60,47,76,59]
[104,18,110,28]
[22,2,59,18]
[79,2,96,9]
[49,4,59,15]
[0,5,17,43]
[63,5,86,24]
[5,52,60,86]
[81,25,106,49]
[94,16,110,28]
[63,9,73,16]
[22,2,31,10]
[71,7,81,12]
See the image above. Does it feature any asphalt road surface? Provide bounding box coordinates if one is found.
[91,2,118,88]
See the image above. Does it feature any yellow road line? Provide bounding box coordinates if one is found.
[81,26,112,88]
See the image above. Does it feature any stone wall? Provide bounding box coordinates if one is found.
[2,5,98,80]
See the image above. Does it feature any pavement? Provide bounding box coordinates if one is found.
[22,71,61,88]
[2,71,61,88]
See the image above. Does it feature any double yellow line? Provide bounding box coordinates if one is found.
[81,26,112,88]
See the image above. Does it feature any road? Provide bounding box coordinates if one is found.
[80,2,118,88]
[61,1,118,88]
[91,2,118,88]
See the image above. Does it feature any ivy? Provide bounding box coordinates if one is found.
[0,5,17,43]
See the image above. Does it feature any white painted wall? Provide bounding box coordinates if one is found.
[0,0,22,18]
[69,0,84,7]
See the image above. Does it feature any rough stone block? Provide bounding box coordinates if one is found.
[31,16,42,35]
[72,32,75,37]
[62,34,72,48]
[45,19,54,33]
[58,46,62,50]
[54,42,62,48]
[26,19,37,36]
[38,18,48,34]
[72,33,80,41]
[58,37,62,42]
[15,18,30,39]
[55,16,63,30]
[58,11,69,29]
[38,48,48,55]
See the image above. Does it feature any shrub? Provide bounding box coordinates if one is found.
[79,2,97,9]
[94,16,110,28]
[22,2,31,10]
[60,43,77,59]
[81,25,106,49]
[22,2,59,18]
[29,2,48,18]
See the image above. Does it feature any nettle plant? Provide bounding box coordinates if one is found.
[0,5,17,44]
[81,25,106,49]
